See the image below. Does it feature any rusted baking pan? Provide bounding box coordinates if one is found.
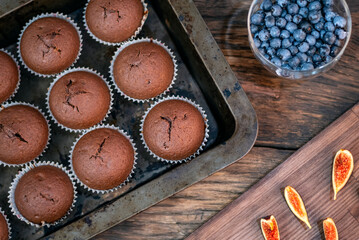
[0,0,257,239]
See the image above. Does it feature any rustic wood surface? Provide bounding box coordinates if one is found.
[188,104,359,240]
[94,0,359,239]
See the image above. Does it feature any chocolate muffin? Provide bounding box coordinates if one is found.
[0,104,49,165]
[85,0,145,43]
[142,99,206,161]
[0,51,19,104]
[20,16,80,75]
[113,41,174,100]
[0,211,9,240]
[49,70,111,130]
[14,165,74,224]
[72,128,135,190]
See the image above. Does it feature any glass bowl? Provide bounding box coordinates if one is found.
[247,0,352,79]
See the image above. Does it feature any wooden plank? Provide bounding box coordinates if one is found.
[187,103,359,240]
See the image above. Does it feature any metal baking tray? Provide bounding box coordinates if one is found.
[0,0,258,239]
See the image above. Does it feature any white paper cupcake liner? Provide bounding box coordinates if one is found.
[69,124,138,194]
[83,0,148,46]
[17,12,83,78]
[46,67,114,133]
[109,37,178,103]
[0,49,21,104]
[0,102,51,167]
[0,208,12,239]
[140,96,209,164]
[8,161,77,228]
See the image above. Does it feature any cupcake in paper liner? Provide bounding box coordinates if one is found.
[0,208,11,240]
[109,38,178,102]
[0,49,21,105]
[0,102,51,167]
[8,161,77,228]
[69,124,137,194]
[18,12,83,77]
[46,67,114,133]
[140,96,209,164]
[84,0,148,45]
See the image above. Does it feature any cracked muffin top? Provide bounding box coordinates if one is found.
[142,99,205,161]
[0,211,9,240]
[20,16,80,75]
[14,165,74,224]
[72,128,135,190]
[0,50,19,104]
[49,70,111,130]
[0,104,49,165]
[113,41,174,100]
[85,0,145,43]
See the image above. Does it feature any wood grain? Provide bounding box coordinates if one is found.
[188,103,359,240]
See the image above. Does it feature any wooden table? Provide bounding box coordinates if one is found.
[94,0,359,239]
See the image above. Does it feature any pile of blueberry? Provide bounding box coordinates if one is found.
[250,0,348,71]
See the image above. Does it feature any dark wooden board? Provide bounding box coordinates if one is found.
[188,103,359,240]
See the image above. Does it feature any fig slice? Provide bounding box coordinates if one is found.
[284,186,311,229]
[260,215,280,240]
[323,217,338,240]
[332,149,354,200]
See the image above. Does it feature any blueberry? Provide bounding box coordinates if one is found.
[276,17,287,28]
[286,22,298,33]
[270,38,282,49]
[333,16,347,28]
[293,41,301,46]
[308,10,321,24]
[324,22,335,32]
[278,0,289,7]
[251,24,259,34]
[306,34,316,46]
[325,11,336,21]
[269,26,280,37]
[258,29,270,41]
[312,54,321,62]
[335,28,347,40]
[271,57,282,66]
[285,14,293,22]
[297,52,308,62]
[330,46,339,56]
[265,15,276,28]
[277,48,292,61]
[300,21,312,33]
[301,62,314,70]
[323,0,334,7]
[267,47,276,57]
[325,55,333,63]
[251,12,264,25]
[288,56,301,68]
[289,45,299,55]
[308,1,321,11]
[334,39,341,47]
[297,0,307,8]
[319,44,330,57]
[299,7,309,17]
[293,29,307,42]
[320,29,326,39]
[298,41,310,52]
[314,21,324,31]
[307,46,316,56]
[287,3,299,15]
[315,39,323,48]
[281,9,288,17]
[280,29,291,39]
[264,54,270,59]
[311,30,319,39]
[323,31,336,44]
[261,41,269,48]
[281,64,292,70]
[282,38,292,48]
[254,38,261,48]
[261,0,273,11]
[259,47,266,55]
[272,4,283,17]
[293,14,303,24]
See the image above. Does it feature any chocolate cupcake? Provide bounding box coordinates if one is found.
[110,38,177,101]
[71,125,136,192]
[0,103,50,166]
[85,0,147,44]
[19,13,81,76]
[141,97,208,162]
[0,210,10,240]
[9,162,76,227]
[47,68,112,131]
[0,50,20,104]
